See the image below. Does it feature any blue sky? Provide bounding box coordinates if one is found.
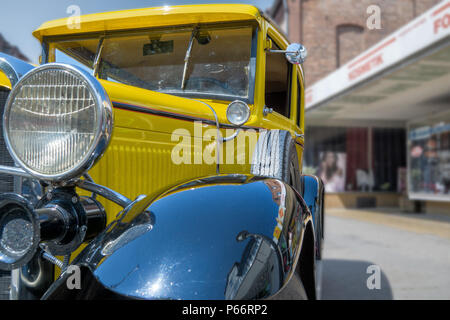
[0,0,275,64]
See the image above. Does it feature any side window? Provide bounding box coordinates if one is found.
[265,38,291,117]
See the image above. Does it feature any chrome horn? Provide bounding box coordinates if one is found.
[0,194,40,270]
[0,190,106,271]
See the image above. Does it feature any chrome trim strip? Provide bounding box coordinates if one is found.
[0,165,32,178]
[112,101,261,130]
[9,269,19,300]
[247,26,258,105]
[83,173,97,199]
[0,53,34,87]
[194,99,221,174]
[92,37,105,78]
[0,164,131,208]
[75,179,131,208]
[222,129,241,142]
[268,49,299,54]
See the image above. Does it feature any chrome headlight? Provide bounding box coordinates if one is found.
[226,100,250,127]
[3,63,113,181]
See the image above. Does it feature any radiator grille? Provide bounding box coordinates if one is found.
[0,90,14,193]
[0,271,10,299]
[0,89,12,300]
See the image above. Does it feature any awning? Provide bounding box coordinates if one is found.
[306,1,450,128]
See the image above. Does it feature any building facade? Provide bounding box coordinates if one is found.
[269,0,450,213]
[269,0,441,84]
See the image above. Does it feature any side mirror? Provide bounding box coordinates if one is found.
[285,43,307,65]
[267,43,307,65]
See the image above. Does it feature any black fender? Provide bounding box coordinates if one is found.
[42,174,314,300]
[301,175,325,259]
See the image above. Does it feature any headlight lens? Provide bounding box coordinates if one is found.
[226,100,250,126]
[3,64,113,181]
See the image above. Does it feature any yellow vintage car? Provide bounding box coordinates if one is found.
[0,4,324,300]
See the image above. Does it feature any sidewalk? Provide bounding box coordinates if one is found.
[322,207,450,299]
[326,208,450,240]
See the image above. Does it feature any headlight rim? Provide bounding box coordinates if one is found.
[3,63,113,182]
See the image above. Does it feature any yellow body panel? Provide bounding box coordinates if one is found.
[0,71,11,90]
[84,80,261,219]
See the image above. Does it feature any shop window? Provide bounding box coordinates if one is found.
[304,126,406,193]
[303,127,347,192]
[373,128,406,192]
[409,112,450,199]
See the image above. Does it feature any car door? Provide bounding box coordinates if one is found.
[261,24,304,170]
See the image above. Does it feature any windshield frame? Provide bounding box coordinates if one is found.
[43,21,258,104]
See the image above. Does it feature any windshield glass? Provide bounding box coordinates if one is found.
[50,38,98,72]
[50,24,256,101]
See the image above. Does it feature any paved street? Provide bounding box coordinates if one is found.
[321,208,450,299]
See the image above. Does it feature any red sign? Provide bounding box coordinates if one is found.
[434,13,450,34]
[348,54,384,81]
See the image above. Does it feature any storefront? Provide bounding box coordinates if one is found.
[408,110,450,201]
[304,127,405,193]
[304,1,450,211]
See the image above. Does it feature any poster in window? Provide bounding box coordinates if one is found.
[318,152,346,192]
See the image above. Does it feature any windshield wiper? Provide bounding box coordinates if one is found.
[181,27,198,90]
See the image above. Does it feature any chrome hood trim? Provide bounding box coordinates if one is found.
[0,53,34,87]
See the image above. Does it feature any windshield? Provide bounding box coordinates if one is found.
[49,24,256,101]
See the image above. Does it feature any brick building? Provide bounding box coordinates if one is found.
[268,1,450,213]
[269,0,441,85]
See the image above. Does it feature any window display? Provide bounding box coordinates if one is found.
[408,113,450,200]
[304,126,405,193]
